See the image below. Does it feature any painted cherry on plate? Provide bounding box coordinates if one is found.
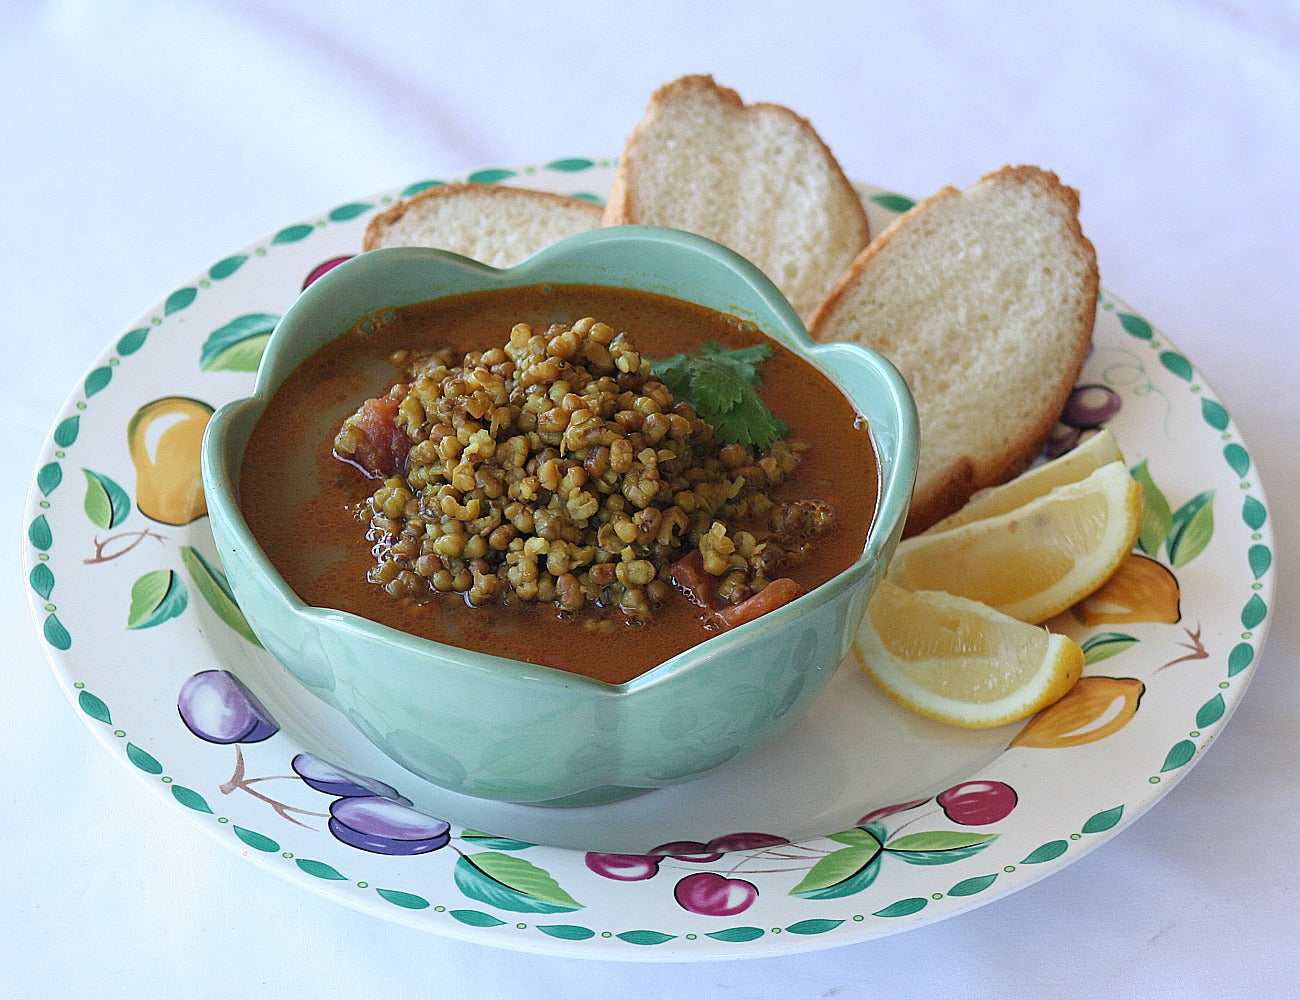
[937,780,1019,826]
[674,872,759,916]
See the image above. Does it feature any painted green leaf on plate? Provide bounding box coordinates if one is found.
[44,614,71,650]
[1166,490,1213,568]
[1242,495,1267,530]
[126,742,163,774]
[617,930,676,946]
[1081,805,1124,834]
[127,569,188,629]
[871,193,915,213]
[706,926,765,943]
[29,514,52,550]
[1118,313,1153,340]
[826,826,883,849]
[180,545,262,646]
[885,831,997,865]
[78,689,110,724]
[295,859,347,881]
[234,826,280,853]
[117,327,149,355]
[1081,632,1139,665]
[29,563,54,600]
[450,908,505,927]
[1161,740,1196,772]
[789,844,883,900]
[1224,443,1250,478]
[536,924,596,941]
[376,888,430,910]
[1200,398,1229,431]
[1228,642,1254,677]
[209,255,248,281]
[949,873,998,897]
[164,287,198,316]
[83,469,131,529]
[454,852,582,913]
[272,223,315,245]
[84,366,112,398]
[459,830,536,851]
[1241,594,1267,630]
[1130,461,1172,556]
[1196,694,1226,729]
[1158,350,1193,381]
[1021,840,1069,864]
[1248,544,1272,579]
[401,179,442,197]
[546,158,595,172]
[200,313,279,372]
[873,898,928,918]
[54,415,80,448]
[467,168,516,184]
[328,202,373,222]
[171,784,212,813]
[38,462,62,496]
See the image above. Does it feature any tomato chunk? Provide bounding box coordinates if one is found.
[714,578,804,629]
[669,550,716,610]
[341,396,411,478]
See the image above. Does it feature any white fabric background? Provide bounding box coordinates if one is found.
[4,1,1296,997]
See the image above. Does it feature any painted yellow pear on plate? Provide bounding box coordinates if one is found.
[1072,552,1181,625]
[127,396,213,525]
[1010,675,1145,749]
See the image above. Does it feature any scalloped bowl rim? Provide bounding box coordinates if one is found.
[201,226,918,698]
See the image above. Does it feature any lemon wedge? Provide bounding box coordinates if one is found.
[854,580,1085,728]
[886,460,1143,624]
[925,429,1125,533]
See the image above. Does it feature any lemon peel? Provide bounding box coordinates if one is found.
[925,429,1124,533]
[886,459,1143,624]
[854,580,1085,729]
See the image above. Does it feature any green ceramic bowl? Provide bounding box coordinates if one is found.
[202,226,917,807]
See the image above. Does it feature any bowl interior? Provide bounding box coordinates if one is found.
[204,225,917,694]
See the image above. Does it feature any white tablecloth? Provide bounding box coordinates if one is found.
[6,2,1296,997]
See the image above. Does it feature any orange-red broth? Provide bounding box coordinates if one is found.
[239,284,877,684]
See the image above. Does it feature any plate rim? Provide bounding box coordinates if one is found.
[21,160,1276,960]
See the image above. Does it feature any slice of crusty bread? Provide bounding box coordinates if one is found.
[809,165,1098,535]
[602,75,870,320]
[363,182,602,267]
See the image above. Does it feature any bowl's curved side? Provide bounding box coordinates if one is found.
[201,228,919,805]
[203,396,633,805]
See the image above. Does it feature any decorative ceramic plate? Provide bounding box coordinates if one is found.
[23,161,1273,961]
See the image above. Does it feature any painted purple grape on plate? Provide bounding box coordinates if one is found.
[1061,384,1121,428]
[177,669,279,744]
[328,795,451,856]
[291,752,408,802]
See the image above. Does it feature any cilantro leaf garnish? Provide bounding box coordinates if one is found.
[649,341,788,449]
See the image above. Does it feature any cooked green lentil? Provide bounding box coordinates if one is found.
[334,316,829,623]
[239,283,877,683]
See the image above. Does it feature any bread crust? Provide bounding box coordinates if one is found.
[810,165,1098,535]
[603,74,870,317]
[604,75,865,233]
[363,182,602,252]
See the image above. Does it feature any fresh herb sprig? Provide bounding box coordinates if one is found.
[650,341,788,448]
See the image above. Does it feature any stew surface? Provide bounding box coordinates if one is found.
[239,284,877,683]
